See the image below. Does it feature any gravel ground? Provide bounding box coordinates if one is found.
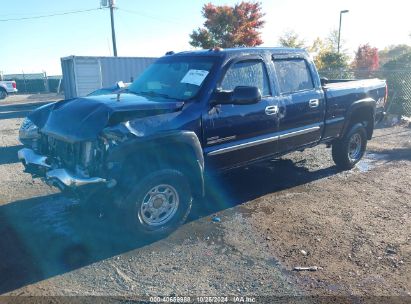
[0,95,410,301]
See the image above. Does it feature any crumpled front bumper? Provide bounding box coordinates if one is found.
[17,148,108,191]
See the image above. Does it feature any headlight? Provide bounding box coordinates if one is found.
[19,117,39,141]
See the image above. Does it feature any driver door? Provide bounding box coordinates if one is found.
[202,57,280,170]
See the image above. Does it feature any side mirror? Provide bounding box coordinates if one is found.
[212,86,262,106]
[320,77,329,86]
[231,86,262,105]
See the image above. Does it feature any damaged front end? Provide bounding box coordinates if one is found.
[18,135,117,199]
[17,93,185,200]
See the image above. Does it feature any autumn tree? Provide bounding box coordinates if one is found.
[189,2,265,49]
[307,37,328,54]
[352,44,379,78]
[278,30,305,48]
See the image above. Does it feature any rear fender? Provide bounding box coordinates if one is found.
[341,98,376,140]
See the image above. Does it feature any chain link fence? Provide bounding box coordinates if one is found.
[319,68,411,116]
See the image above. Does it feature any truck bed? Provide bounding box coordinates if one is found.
[322,78,387,140]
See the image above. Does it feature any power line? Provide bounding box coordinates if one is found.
[0,8,102,22]
[0,7,99,17]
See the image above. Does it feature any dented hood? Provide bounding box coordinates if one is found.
[28,93,184,142]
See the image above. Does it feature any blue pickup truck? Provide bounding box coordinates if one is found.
[18,47,387,234]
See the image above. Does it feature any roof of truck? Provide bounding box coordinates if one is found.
[172,47,307,58]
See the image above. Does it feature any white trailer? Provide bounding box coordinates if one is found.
[61,56,157,99]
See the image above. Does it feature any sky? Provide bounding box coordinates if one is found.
[0,0,410,75]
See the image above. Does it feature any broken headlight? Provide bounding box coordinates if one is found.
[101,122,136,145]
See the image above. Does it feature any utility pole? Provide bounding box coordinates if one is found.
[109,0,118,56]
[338,10,349,53]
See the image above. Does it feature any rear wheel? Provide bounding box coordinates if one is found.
[124,169,192,235]
[0,89,7,100]
[332,123,367,170]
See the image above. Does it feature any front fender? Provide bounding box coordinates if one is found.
[107,130,205,198]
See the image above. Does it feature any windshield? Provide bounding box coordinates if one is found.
[127,56,217,101]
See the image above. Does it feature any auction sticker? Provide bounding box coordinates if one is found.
[181,69,209,86]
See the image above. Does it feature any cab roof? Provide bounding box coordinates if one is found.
[171,47,307,59]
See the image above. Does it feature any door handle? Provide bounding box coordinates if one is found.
[309,99,320,108]
[265,105,279,115]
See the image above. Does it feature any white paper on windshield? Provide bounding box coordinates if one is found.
[180,70,209,86]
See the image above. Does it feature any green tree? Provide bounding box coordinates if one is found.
[306,35,350,78]
[189,2,265,49]
[307,37,329,54]
[379,44,411,66]
[315,51,350,71]
[278,30,305,48]
[326,29,342,53]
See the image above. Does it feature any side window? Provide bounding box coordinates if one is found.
[273,59,314,94]
[221,60,271,96]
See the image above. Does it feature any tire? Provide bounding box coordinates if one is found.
[0,89,7,100]
[123,169,192,235]
[332,123,367,170]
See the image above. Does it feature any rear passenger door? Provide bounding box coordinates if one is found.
[272,56,325,153]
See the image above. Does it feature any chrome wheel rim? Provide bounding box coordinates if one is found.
[348,133,362,162]
[138,184,179,227]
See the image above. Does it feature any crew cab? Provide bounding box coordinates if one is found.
[18,48,387,234]
[0,80,17,99]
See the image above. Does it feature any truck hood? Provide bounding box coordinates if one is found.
[28,93,184,142]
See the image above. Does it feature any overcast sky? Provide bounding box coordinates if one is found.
[1,0,410,75]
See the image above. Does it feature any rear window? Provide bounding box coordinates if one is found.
[273,59,314,94]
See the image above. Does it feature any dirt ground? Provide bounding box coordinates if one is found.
[0,95,410,301]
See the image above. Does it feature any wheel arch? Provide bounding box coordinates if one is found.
[108,131,205,199]
[341,98,376,140]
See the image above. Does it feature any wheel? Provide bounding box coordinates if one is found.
[332,123,367,170]
[123,169,192,235]
[0,89,7,100]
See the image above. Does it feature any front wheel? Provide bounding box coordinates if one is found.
[332,123,367,170]
[124,169,192,235]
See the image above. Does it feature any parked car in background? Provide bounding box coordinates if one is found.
[18,47,387,235]
[0,80,17,99]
